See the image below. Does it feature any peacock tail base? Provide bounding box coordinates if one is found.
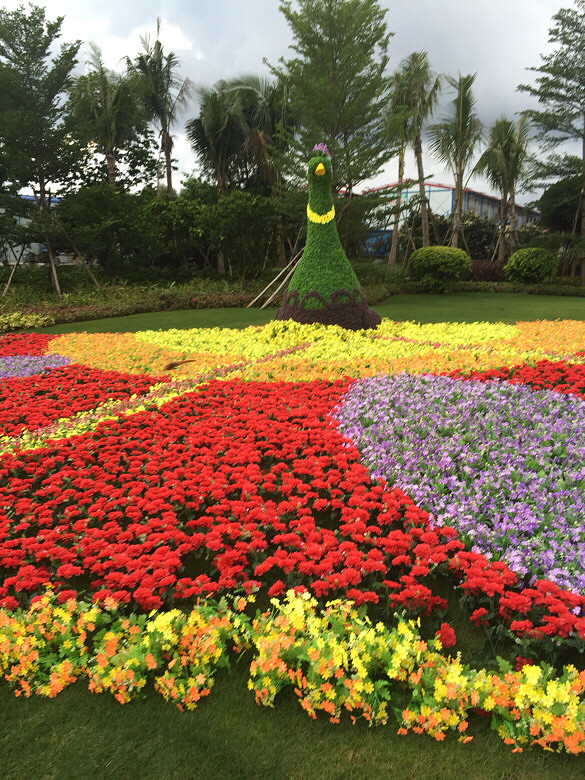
[275,288,381,331]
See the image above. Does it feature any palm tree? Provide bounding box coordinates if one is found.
[129,19,192,193]
[68,43,146,186]
[225,75,293,194]
[400,52,441,247]
[428,74,483,248]
[386,64,417,268]
[185,81,248,196]
[476,117,530,263]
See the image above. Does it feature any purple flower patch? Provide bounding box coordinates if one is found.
[0,354,71,379]
[335,373,585,594]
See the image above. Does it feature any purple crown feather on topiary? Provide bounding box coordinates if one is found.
[312,143,330,157]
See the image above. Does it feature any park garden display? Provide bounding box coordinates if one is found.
[2,319,585,753]
[275,144,381,330]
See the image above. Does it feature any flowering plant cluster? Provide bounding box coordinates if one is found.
[0,334,58,356]
[0,365,168,438]
[335,372,585,594]
[449,357,585,400]
[0,377,463,616]
[312,143,330,157]
[3,589,585,753]
[2,322,585,754]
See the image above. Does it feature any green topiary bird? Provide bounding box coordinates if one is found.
[275,144,380,330]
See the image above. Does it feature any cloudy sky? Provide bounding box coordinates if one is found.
[1,0,569,202]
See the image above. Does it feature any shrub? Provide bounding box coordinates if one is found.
[459,212,498,260]
[505,247,558,284]
[0,312,56,333]
[408,246,471,291]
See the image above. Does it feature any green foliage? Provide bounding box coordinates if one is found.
[186,81,248,196]
[55,185,158,275]
[505,247,558,284]
[179,177,220,205]
[0,311,55,332]
[0,5,82,194]
[398,211,497,260]
[459,212,498,259]
[536,176,581,233]
[270,0,393,192]
[428,74,483,247]
[475,117,530,262]
[399,210,450,250]
[67,43,155,188]
[187,76,292,197]
[127,19,193,193]
[208,191,279,280]
[518,2,585,233]
[408,245,471,291]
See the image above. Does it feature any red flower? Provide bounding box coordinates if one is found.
[435,622,457,648]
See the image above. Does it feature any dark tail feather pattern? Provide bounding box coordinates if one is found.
[164,359,198,370]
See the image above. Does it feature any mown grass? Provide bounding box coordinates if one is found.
[1,666,583,780]
[38,291,585,334]
[7,294,585,778]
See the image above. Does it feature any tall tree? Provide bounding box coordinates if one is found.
[129,18,193,194]
[386,64,416,269]
[476,116,530,263]
[428,73,483,248]
[186,81,248,196]
[68,43,151,187]
[269,0,392,194]
[226,75,294,194]
[518,0,585,236]
[0,4,81,295]
[399,52,441,247]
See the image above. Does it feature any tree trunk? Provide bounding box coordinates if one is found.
[509,186,518,246]
[217,250,225,276]
[106,151,117,186]
[388,143,405,271]
[45,237,62,297]
[161,128,174,194]
[34,181,61,297]
[581,119,585,238]
[450,171,463,249]
[414,135,430,247]
[497,198,509,266]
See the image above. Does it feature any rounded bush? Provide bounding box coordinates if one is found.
[505,247,558,284]
[408,246,471,291]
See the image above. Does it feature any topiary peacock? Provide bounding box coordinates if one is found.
[275,144,380,330]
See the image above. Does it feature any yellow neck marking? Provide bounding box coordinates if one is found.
[307,203,335,224]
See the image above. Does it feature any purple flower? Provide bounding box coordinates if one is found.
[0,354,71,379]
[312,143,330,157]
[335,373,585,594]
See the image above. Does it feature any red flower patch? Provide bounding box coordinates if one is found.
[447,359,585,400]
[0,333,58,356]
[0,379,457,614]
[0,365,169,437]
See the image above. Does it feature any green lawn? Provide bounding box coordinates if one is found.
[1,667,583,780]
[39,292,585,334]
[9,293,585,778]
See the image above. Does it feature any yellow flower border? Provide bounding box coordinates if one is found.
[2,590,585,754]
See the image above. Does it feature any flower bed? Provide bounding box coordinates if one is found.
[2,320,585,753]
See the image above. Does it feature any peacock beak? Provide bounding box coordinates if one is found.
[315,162,326,176]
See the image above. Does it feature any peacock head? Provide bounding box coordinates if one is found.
[307,144,333,215]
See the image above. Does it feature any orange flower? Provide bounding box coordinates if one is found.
[96,653,109,668]
[145,653,157,670]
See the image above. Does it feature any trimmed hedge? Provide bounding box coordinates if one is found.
[505,247,558,284]
[408,246,472,291]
